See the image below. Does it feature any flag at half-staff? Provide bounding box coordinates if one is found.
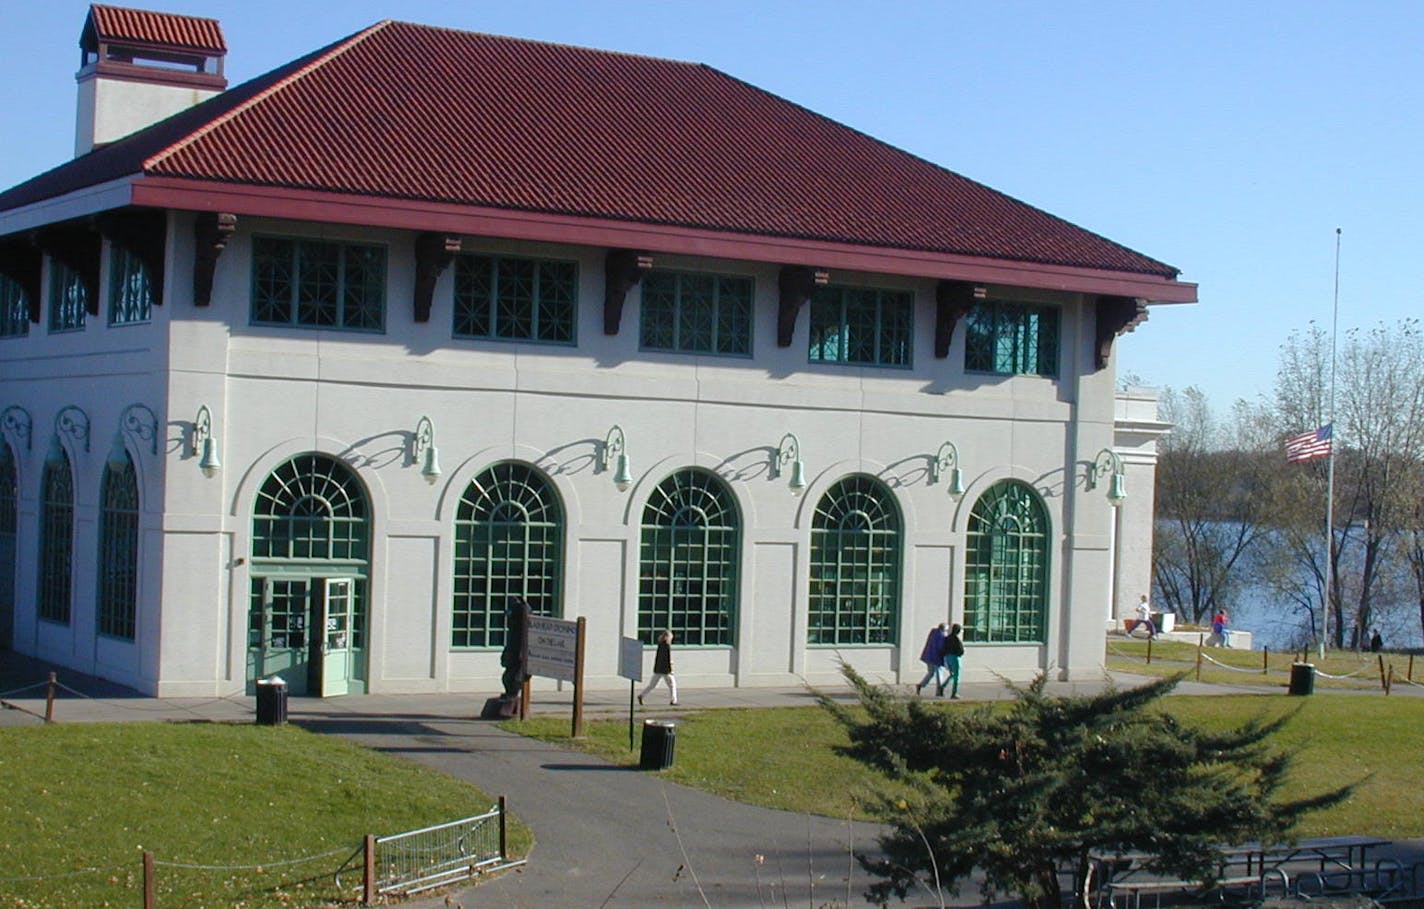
[1285,424,1333,463]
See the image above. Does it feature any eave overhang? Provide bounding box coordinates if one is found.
[2,174,1199,305]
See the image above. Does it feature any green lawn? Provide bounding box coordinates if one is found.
[0,722,531,909]
[512,692,1424,838]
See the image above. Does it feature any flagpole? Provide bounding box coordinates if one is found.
[1322,228,1341,658]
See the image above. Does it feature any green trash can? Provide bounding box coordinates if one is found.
[1288,662,1316,696]
[640,719,676,770]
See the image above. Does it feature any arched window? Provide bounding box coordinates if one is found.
[0,442,17,647]
[964,480,1050,643]
[38,447,74,624]
[809,475,902,645]
[638,469,740,646]
[252,453,368,562]
[452,461,564,648]
[97,452,140,639]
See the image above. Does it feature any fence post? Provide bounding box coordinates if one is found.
[1195,641,1203,681]
[1263,648,1270,675]
[1385,665,1394,696]
[363,834,376,905]
[1378,654,1387,690]
[499,795,509,861]
[143,850,155,909]
[1145,635,1152,665]
[1409,654,1415,683]
[44,672,56,723]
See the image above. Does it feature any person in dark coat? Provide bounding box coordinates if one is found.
[638,630,678,706]
[936,623,965,699]
[1370,629,1384,653]
[915,623,948,695]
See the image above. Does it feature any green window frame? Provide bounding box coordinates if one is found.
[108,245,153,325]
[963,480,1050,643]
[808,284,912,367]
[808,475,902,645]
[637,469,740,646]
[639,270,753,356]
[251,236,386,332]
[251,453,369,564]
[0,275,28,338]
[97,452,140,640]
[451,461,564,649]
[964,299,1060,377]
[453,254,577,344]
[0,443,16,638]
[48,261,87,333]
[38,448,74,624]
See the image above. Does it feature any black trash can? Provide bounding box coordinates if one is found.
[1288,662,1316,696]
[255,676,289,725]
[640,719,676,770]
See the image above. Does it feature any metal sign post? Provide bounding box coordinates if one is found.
[618,636,644,750]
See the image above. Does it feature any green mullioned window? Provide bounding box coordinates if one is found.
[637,469,740,646]
[453,254,577,344]
[108,245,154,325]
[963,480,1050,643]
[48,261,86,333]
[639,270,753,356]
[964,299,1060,377]
[251,453,369,564]
[451,462,564,649]
[0,275,28,338]
[251,236,386,331]
[808,475,902,645]
[808,284,912,367]
[97,452,140,640]
[37,449,74,624]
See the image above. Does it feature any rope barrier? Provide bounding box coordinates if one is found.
[50,679,251,718]
[1314,666,1369,680]
[1198,651,1269,673]
[0,680,52,698]
[0,866,114,883]
[154,845,357,872]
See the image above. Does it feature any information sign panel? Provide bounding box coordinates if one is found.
[526,616,579,682]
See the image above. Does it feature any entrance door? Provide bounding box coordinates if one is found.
[318,578,356,697]
[248,578,312,693]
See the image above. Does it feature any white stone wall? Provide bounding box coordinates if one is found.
[0,211,1137,696]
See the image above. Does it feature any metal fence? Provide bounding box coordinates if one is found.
[370,799,513,897]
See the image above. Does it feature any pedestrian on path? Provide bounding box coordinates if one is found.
[937,623,965,699]
[915,623,948,695]
[1134,594,1157,639]
[638,630,678,706]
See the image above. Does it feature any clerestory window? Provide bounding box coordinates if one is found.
[251,237,386,332]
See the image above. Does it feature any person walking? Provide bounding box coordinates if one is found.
[1135,595,1157,639]
[914,623,948,695]
[638,630,678,706]
[936,623,965,699]
[1209,610,1229,647]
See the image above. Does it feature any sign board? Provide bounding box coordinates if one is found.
[618,636,643,682]
[526,616,579,682]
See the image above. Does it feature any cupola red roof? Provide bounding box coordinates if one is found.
[4,18,1188,290]
[84,5,226,54]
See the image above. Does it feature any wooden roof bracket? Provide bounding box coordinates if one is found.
[934,280,984,358]
[604,249,652,335]
[777,265,828,347]
[0,239,42,323]
[1094,295,1148,370]
[192,212,236,306]
[98,209,167,305]
[37,223,102,316]
[413,233,462,323]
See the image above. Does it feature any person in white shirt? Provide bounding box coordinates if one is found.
[1134,594,1156,639]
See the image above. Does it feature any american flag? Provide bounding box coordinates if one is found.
[1285,424,1333,463]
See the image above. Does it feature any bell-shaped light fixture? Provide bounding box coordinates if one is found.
[774,433,807,495]
[602,425,632,491]
[932,441,966,497]
[193,404,221,478]
[413,415,441,485]
[1088,448,1126,506]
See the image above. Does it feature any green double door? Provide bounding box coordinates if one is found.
[247,577,366,696]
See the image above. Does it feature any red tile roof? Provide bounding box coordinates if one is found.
[5,19,1178,280]
[87,5,226,53]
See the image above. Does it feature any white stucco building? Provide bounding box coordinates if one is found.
[0,6,1194,697]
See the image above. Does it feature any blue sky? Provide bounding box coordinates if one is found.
[2,0,1418,409]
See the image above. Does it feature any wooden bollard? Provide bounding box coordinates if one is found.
[1263,648,1270,675]
[143,850,155,909]
[44,672,56,723]
[362,834,376,905]
[1378,654,1387,690]
[1409,654,1415,683]
[1195,641,1203,681]
[1146,635,1153,665]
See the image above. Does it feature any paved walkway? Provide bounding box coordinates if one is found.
[3,651,1420,908]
